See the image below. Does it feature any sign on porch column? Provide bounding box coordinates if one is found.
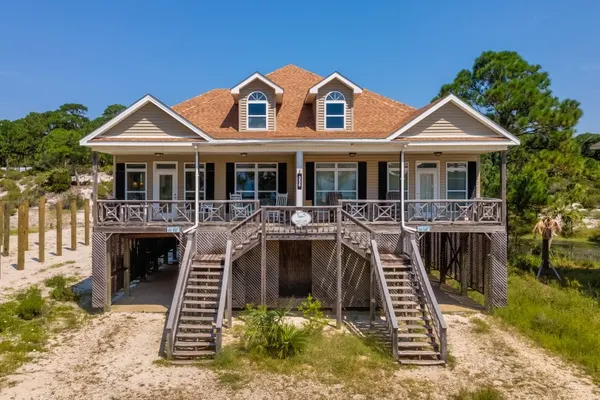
[296,151,303,206]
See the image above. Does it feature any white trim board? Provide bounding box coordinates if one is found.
[307,72,363,103]
[230,72,284,103]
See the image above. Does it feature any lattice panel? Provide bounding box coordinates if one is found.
[92,231,107,309]
[196,230,227,255]
[312,241,337,308]
[242,245,262,305]
[490,232,508,308]
[375,233,403,255]
[342,246,370,307]
[266,241,279,307]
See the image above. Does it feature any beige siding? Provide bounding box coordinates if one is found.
[316,80,354,131]
[104,103,200,139]
[238,81,276,131]
[114,153,481,203]
[404,103,499,138]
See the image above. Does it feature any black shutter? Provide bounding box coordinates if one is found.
[468,161,477,199]
[305,162,315,204]
[358,162,367,200]
[205,163,215,200]
[378,161,387,200]
[226,163,235,198]
[115,163,125,200]
[278,163,287,194]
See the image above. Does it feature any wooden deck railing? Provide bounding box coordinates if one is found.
[403,231,447,362]
[340,199,502,224]
[165,232,195,359]
[262,206,339,235]
[215,240,233,353]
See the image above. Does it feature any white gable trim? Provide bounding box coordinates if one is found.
[79,94,213,146]
[386,94,520,145]
[230,72,284,102]
[308,72,363,97]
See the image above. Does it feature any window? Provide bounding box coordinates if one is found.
[388,162,409,199]
[446,162,468,200]
[125,163,146,200]
[315,162,357,205]
[184,163,205,201]
[235,163,277,204]
[325,91,345,129]
[247,91,268,130]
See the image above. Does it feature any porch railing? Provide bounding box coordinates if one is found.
[262,206,339,235]
[215,239,233,353]
[340,199,502,224]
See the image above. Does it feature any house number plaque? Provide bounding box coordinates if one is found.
[291,211,311,227]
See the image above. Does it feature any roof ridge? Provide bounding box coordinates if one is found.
[265,64,323,80]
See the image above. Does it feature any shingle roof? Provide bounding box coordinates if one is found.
[171,64,420,139]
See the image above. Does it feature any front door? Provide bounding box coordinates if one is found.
[415,162,439,220]
[279,241,312,298]
[153,163,178,220]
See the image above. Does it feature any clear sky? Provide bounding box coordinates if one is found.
[0,0,598,133]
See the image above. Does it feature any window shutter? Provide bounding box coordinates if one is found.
[115,163,125,200]
[278,163,287,194]
[468,161,477,199]
[378,161,387,200]
[206,163,215,200]
[226,163,235,198]
[305,162,314,204]
[358,162,367,200]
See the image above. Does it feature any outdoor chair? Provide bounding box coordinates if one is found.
[230,193,250,221]
[265,193,288,223]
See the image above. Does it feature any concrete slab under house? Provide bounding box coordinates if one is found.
[80,64,519,366]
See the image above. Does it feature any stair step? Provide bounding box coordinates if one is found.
[398,341,434,348]
[180,316,215,322]
[398,324,430,330]
[176,332,214,339]
[398,350,440,357]
[392,301,422,306]
[394,309,422,314]
[188,278,220,283]
[183,301,217,307]
[173,350,216,357]
[185,292,218,298]
[179,324,214,330]
[398,333,433,339]
[175,340,215,348]
[397,316,431,322]
[186,285,219,291]
[387,279,411,283]
[390,293,416,298]
[190,271,221,276]
[181,308,217,313]
[399,359,445,366]
[192,264,223,269]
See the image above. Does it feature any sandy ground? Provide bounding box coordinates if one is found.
[1,311,598,400]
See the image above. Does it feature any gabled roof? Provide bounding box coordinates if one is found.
[79,94,213,145]
[305,71,363,103]
[386,94,520,145]
[230,72,284,103]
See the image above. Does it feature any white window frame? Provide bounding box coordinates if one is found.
[184,163,206,202]
[314,162,358,205]
[387,162,409,199]
[125,163,147,200]
[234,163,278,201]
[324,91,346,130]
[446,161,468,200]
[247,91,268,130]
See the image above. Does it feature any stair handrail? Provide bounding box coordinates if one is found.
[215,239,233,354]
[165,232,195,359]
[340,209,375,252]
[229,209,262,249]
[371,239,399,360]
[405,233,447,362]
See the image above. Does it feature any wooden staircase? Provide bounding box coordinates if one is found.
[171,255,224,363]
[380,253,444,366]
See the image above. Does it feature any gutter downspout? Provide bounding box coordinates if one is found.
[400,147,416,234]
[184,146,200,234]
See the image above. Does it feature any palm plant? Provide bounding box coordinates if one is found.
[532,215,562,281]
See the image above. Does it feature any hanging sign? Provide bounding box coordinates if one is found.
[417,225,431,232]
[296,168,303,190]
[291,211,312,227]
[166,226,181,233]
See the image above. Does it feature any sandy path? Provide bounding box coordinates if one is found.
[1,312,598,400]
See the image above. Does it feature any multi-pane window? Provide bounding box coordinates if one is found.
[387,162,409,199]
[184,163,205,201]
[235,163,277,205]
[315,162,357,205]
[125,163,146,200]
[247,91,268,130]
[325,91,345,129]
[446,162,468,199]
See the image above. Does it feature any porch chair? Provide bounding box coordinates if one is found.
[265,193,288,223]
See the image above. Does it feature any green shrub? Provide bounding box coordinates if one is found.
[240,305,308,359]
[44,168,72,192]
[97,180,113,199]
[15,287,44,320]
[4,169,24,181]
[45,275,78,301]
[62,192,85,209]
[0,179,19,192]
[100,164,113,175]
[298,294,328,333]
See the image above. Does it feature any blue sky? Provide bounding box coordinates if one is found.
[1,0,599,133]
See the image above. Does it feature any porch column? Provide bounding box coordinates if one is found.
[295,151,303,206]
[195,149,200,226]
[500,151,507,226]
[92,152,98,227]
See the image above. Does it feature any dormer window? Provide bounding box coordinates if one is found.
[325,91,346,129]
[247,91,268,130]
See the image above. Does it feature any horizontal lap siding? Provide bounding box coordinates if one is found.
[239,81,276,131]
[104,103,199,139]
[404,103,498,139]
[316,81,354,131]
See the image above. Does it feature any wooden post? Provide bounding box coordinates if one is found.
[500,150,507,226]
[23,202,29,251]
[71,199,77,251]
[260,209,267,305]
[0,202,4,250]
[39,197,45,263]
[56,201,62,256]
[84,198,90,246]
[123,237,131,296]
[92,152,99,227]
[460,233,468,296]
[17,203,25,270]
[105,235,112,312]
[2,202,9,257]
[336,208,342,329]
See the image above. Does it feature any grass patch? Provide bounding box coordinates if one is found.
[429,270,486,305]
[494,273,600,383]
[470,317,492,334]
[44,275,78,302]
[453,386,504,400]
[216,371,247,391]
[152,359,172,367]
[38,261,76,274]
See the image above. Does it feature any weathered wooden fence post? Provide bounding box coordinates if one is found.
[71,199,77,251]
[17,203,25,270]
[2,202,9,257]
[56,200,63,256]
[24,202,29,251]
[84,198,90,246]
[39,197,45,263]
